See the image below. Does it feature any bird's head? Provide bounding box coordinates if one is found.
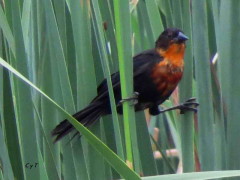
[155,28,188,50]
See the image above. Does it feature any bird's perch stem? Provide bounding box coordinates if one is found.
[113,0,135,169]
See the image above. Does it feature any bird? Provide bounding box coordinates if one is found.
[52,28,198,142]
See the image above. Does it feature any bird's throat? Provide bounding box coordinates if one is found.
[157,43,186,68]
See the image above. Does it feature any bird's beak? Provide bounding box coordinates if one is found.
[177,32,188,42]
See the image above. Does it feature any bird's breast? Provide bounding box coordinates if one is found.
[151,60,183,96]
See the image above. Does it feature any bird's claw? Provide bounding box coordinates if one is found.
[179,97,199,114]
[159,97,199,114]
[118,92,139,106]
[185,97,198,103]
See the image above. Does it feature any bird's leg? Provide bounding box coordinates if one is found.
[118,92,139,106]
[149,105,161,115]
[160,98,199,114]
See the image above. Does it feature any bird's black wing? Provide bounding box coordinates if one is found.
[95,49,162,103]
[133,48,163,77]
[132,49,164,107]
[96,72,119,96]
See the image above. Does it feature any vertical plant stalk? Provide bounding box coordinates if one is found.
[113,0,135,168]
[218,1,240,171]
[192,0,216,171]
[179,0,195,172]
[91,0,125,160]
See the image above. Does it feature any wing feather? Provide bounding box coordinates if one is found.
[96,49,163,103]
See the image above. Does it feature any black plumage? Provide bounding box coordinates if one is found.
[52,49,162,142]
[52,28,190,142]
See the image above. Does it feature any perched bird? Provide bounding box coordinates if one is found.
[52,28,198,142]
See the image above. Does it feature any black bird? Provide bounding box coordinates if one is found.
[52,28,198,142]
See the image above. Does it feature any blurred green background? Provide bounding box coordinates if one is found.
[1,0,240,179]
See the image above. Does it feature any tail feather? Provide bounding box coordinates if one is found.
[52,102,104,142]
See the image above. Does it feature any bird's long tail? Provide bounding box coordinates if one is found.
[52,101,105,142]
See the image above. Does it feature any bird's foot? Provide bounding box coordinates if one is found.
[118,92,139,106]
[179,97,199,114]
[160,97,199,114]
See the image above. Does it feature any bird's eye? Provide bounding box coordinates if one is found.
[173,32,179,38]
